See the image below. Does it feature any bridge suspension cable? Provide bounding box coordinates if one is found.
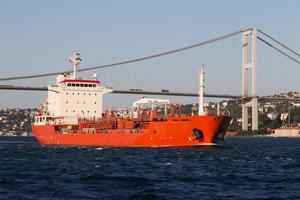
[0,29,247,82]
[1,28,298,82]
[258,29,300,58]
[257,36,300,64]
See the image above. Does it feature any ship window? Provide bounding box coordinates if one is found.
[67,83,71,86]
[78,92,80,95]
[72,93,74,95]
[94,102,97,104]
[84,93,86,95]
[88,84,92,87]
[72,83,75,87]
[66,110,68,112]
[66,101,68,104]
[84,84,88,87]
[73,110,75,112]
[76,84,79,87]
[80,84,84,87]
[95,93,97,96]
[94,111,97,113]
[83,101,86,104]
[93,84,96,87]
[66,92,68,95]
[89,93,91,95]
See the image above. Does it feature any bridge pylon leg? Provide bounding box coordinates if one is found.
[242,104,248,130]
[241,28,258,131]
[251,98,258,131]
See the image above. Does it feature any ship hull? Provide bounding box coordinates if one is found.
[32,116,231,147]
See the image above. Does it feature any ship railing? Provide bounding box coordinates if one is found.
[34,115,79,126]
[92,128,145,134]
[62,116,78,125]
[34,115,53,125]
[59,128,145,134]
[55,128,146,135]
[50,116,78,125]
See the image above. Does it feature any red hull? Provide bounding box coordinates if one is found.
[32,115,231,147]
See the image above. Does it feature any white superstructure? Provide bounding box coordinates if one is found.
[35,52,112,125]
[46,73,112,119]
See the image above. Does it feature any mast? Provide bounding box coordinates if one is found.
[69,52,82,80]
[198,64,205,116]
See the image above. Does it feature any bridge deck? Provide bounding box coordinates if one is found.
[1,85,300,102]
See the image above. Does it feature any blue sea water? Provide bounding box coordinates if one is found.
[0,137,299,200]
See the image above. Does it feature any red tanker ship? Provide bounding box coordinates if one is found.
[32,53,231,147]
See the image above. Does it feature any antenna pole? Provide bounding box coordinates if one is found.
[198,64,205,116]
[73,62,77,80]
[69,52,81,80]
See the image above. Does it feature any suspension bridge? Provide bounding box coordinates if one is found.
[1,27,300,131]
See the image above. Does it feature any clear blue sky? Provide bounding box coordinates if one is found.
[0,0,300,108]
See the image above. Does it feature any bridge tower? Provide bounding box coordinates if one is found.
[242,28,258,131]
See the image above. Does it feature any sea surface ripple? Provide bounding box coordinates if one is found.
[0,137,299,200]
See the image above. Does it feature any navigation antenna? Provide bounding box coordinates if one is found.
[68,51,82,80]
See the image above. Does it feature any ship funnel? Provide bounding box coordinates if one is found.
[198,64,205,116]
